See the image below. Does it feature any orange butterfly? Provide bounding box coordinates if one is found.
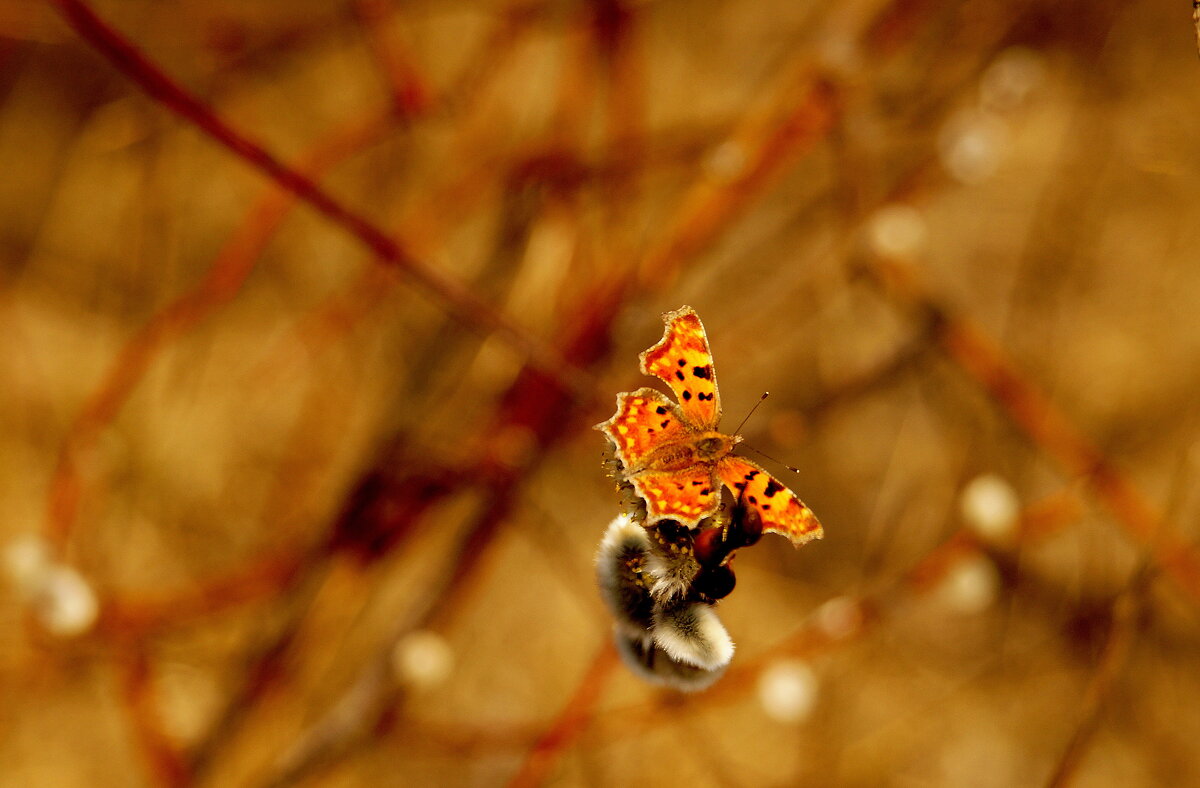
[596,306,823,546]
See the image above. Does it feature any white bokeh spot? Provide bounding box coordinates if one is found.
[758,659,819,724]
[392,630,454,689]
[960,473,1020,543]
[33,564,99,637]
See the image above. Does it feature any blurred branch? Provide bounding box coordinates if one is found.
[102,549,311,634]
[865,254,1200,603]
[48,0,582,392]
[505,642,619,788]
[257,479,517,788]
[119,645,190,787]
[42,109,392,551]
[1043,571,1144,788]
[638,68,839,290]
[351,0,432,118]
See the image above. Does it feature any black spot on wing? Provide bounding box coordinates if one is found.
[763,479,784,498]
[656,406,667,414]
[697,392,713,401]
[682,391,692,401]
[675,370,685,381]
[693,366,711,379]
[677,359,687,367]
[660,420,670,428]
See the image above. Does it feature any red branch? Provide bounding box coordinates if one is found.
[505,643,620,788]
[48,0,576,388]
[639,70,839,289]
[43,110,392,549]
[869,255,1200,602]
[119,646,190,787]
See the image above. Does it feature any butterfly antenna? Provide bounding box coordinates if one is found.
[734,391,801,470]
[732,392,770,435]
[741,443,803,474]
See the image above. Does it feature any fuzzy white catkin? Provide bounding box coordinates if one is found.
[392,630,454,689]
[758,660,819,724]
[33,564,99,637]
[652,602,734,671]
[960,474,1020,543]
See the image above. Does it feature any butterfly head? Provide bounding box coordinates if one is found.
[695,432,741,463]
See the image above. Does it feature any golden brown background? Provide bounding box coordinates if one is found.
[3,0,1200,786]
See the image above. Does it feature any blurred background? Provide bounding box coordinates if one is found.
[3,0,1200,786]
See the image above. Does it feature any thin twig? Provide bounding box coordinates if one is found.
[865,254,1200,603]
[119,644,191,787]
[1043,573,1144,788]
[40,108,394,550]
[351,0,432,118]
[505,643,620,788]
[638,67,839,290]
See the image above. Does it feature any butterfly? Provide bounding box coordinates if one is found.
[595,306,823,546]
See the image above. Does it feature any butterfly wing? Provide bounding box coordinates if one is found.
[595,388,690,472]
[716,456,822,545]
[629,466,722,526]
[639,306,721,429]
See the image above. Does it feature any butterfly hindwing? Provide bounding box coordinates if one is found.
[639,306,721,429]
[630,465,722,525]
[715,456,822,546]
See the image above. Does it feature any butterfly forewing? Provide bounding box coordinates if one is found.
[638,306,722,429]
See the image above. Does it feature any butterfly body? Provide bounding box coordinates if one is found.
[622,414,739,475]
[596,306,822,545]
